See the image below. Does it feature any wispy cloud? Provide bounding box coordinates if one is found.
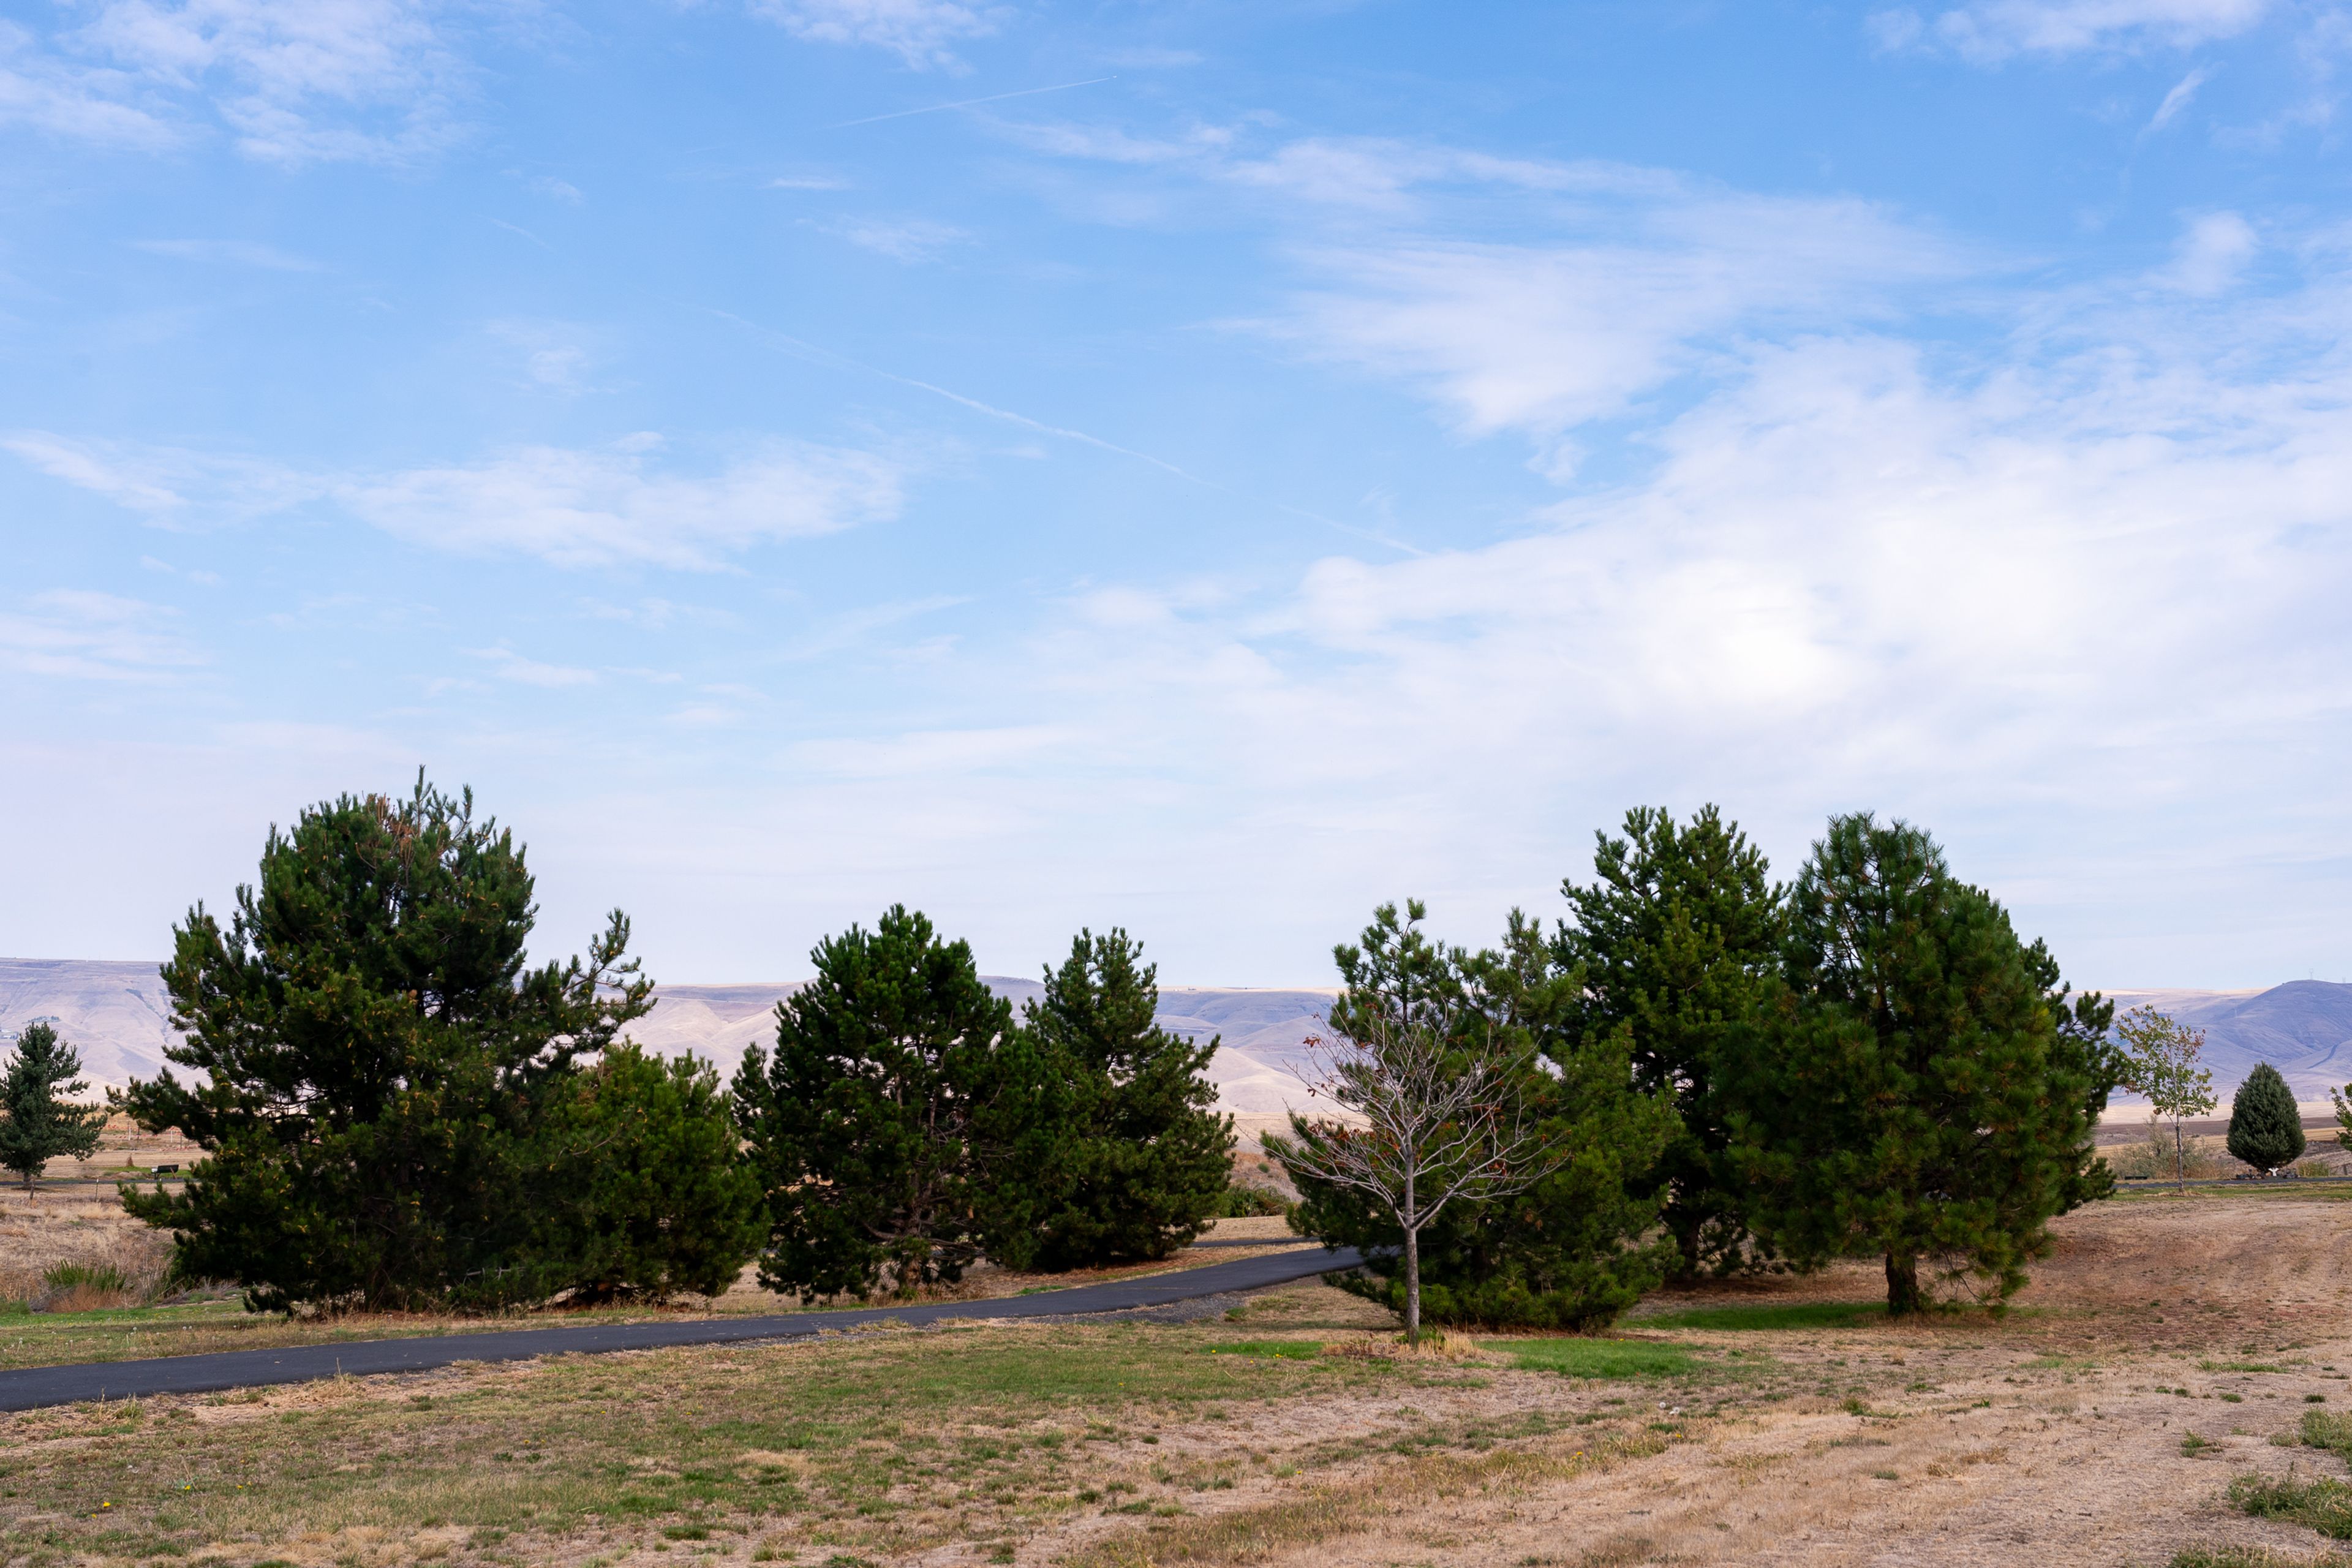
[1869,0,2272,60]
[2148,63,2216,129]
[0,589,202,680]
[820,215,970,262]
[4,431,908,570]
[467,646,598,687]
[749,0,1009,71]
[2157,209,2258,293]
[134,237,322,270]
[2,0,490,165]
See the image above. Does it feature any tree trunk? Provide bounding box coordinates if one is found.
[1403,1223,1421,1348]
[1401,1166,1420,1354]
[1885,1251,1923,1316]
[2175,1120,2186,1191]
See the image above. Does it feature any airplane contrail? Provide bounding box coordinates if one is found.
[703,308,1424,556]
[827,77,1116,130]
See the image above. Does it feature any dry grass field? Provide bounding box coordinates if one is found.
[12,1191,2352,1567]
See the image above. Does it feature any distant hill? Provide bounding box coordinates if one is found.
[17,955,2345,1112]
[2105,981,2352,1101]
[0,957,1338,1115]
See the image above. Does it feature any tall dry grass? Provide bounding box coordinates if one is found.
[0,1185,178,1310]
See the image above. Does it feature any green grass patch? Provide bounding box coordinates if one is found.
[2230,1472,2352,1537]
[2172,1548,2352,1568]
[1201,1341,1324,1362]
[1634,1301,1887,1332]
[1484,1338,1697,1379]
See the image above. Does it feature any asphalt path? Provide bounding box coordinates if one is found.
[0,1243,1365,1413]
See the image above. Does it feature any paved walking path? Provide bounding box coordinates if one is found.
[0,1243,1363,1412]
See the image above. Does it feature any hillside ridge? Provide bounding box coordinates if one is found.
[13,958,2351,1109]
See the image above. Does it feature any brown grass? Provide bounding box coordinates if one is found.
[23,1193,2352,1566]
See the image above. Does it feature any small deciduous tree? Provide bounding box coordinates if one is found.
[2228,1063,2306,1175]
[1273,901,1566,1347]
[1024,930,1234,1270]
[2113,1008,2216,1189]
[732,906,1062,1300]
[0,1023,108,1197]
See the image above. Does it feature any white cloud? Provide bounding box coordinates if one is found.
[4,432,907,570]
[134,237,322,270]
[1874,0,2272,60]
[487,320,598,393]
[821,216,970,262]
[2148,63,2215,129]
[3,0,483,164]
[467,646,598,688]
[529,175,582,204]
[750,0,1008,70]
[0,430,329,518]
[340,439,904,569]
[2160,210,2258,293]
[0,590,202,680]
[0,21,176,147]
[1255,163,1967,463]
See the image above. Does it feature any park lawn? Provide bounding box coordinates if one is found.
[0,1311,1537,1568]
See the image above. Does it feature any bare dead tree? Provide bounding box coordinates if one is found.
[1282,1009,1564,1346]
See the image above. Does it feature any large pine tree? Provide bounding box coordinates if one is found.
[1025,930,1234,1269]
[733,906,1061,1299]
[1725,813,2114,1314]
[1554,805,1784,1276]
[0,1023,108,1196]
[118,777,651,1313]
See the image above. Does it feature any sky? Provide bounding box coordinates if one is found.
[3,0,2350,990]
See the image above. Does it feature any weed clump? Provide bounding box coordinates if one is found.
[2228,1472,2352,1537]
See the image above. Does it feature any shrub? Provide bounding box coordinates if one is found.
[1216,1184,1292,1218]
[2228,1063,2308,1174]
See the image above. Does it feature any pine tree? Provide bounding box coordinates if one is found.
[1025,930,1234,1270]
[1554,805,1783,1277]
[0,1023,108,1197]
[1278,903,1678,1333]
[117,775,651,1313]
[733,906,1063,1300]
[544,1044,766,1303]
[2228,1063,2306,1174]
[1724,813,2114,1315]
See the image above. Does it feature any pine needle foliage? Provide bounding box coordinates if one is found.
[544,1044,765,1303]
[1023,929,1234,1270]
[733,905,1063,1300]
[0,1022,108,1195]
[117,775,653,1313]
[2228,1063,2307,1174]
[1553,805,1784,1277]
[1724,813,2114,1315]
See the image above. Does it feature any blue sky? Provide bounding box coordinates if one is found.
[4,0,2349,990]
